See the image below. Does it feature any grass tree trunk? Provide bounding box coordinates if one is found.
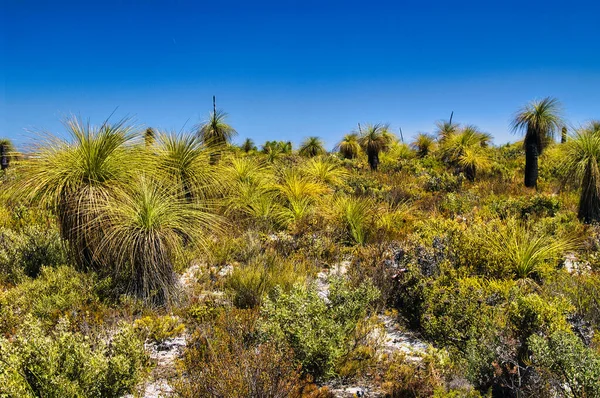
[367,151,379,171]
[0,144,8,170]
[464,165,476,182]
[524,140,539,188]
[578,160,600,223]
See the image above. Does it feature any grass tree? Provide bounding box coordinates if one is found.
[144,128,156,148]
[262,141,292,163]
[155,132,220,201]
[298,136,326,157]
[435,120,459,143]
[240,138,257,153]
[512,97,563,188]
[336,133,361,159]
[92,177,221,306]
[487,219,574,280]
[16,117,138,270]
[0,138,14,170]
[358,123,394,171]
[411,133,436,158]
[440,125,492,181]
[561,122,600,223]
[302,157,349,186]
[198,98,237,163]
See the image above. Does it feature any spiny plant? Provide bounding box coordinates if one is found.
[301,157,349,186]
[561,122,600,223]
[411,133,436,158]
[487,219,575,280]
[275,169,327,228]
[261,140,292,163]
[276,169,327,204]
[154,132,220,201]
[144,127,156,148]
[358,123,394,171]
[440,125,492,181]
[0,138,15,170]
[91,176,222,306]
[334,195,374,245]
[298,136,326,158]
[240,138,257,153]
[15,117,139,271]
[434,120,459,143]
[512,97,563,188]
[336,133,361,159]
[197,100,237,163]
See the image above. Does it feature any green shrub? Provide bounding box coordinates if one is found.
[0,266,101,334]
[260,279,379,379]
[490,194,561,220]
[225,253,305,309]
[423,171,463,193]
[133,315,185,343]
[175,308,305,398]
[529,331,600,397]
[0,317,148,398]
[507,293,573,344]
[421,277,512,351]
[0,225,66,283]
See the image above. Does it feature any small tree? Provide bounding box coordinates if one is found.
[298,136,325,157]
[358,123,394,171]
[512,97,563,188]
[561,122,600,223]
[335,133,361,159]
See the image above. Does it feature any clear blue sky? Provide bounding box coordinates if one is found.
[1,0,599,150]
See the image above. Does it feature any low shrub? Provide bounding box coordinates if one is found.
[174,308,305,398]
[0,225,66,284]
[260,279,380,380]
[225,252,305,309]
[529,331,600,397]
[133,315,185,343]
[0,266,102,335]
[0,317,148,398]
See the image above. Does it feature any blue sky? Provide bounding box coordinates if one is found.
[1,0,599,150]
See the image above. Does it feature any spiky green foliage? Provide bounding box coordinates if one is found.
[240,138,257,153]
[561,122,600,223]
[336,133,361,159]
[301,157,349,186]
[144,128,156,148]
[440,125,492,181]
[275,169,326,227]
[298,136,326,158]
[261,141,292,163]
[154,132,219,201]
[358,124,394,170]
[198,110,237,147]
[411,133,436,158]
[15,117,139,270]
[92,177,221,306]
[334,196,374,245]
[487,219,574,280]
[512,97,563,187]
[222,156,279,227]
[435,120,459,143]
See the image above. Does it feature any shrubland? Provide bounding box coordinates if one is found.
[1,100,600,396]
